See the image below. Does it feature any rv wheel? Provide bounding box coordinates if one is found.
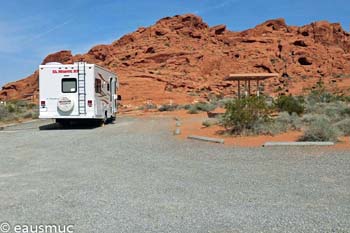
[101,112,108,126]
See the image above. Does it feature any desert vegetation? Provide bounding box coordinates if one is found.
[149,85,349,142]
[0,101,38,124]
[138,101,218,114]
[200,90,350,142]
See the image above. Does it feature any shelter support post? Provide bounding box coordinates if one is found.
[248,80,251,96]
[237,80,241,99]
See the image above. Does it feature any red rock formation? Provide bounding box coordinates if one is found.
[1,14,349,107]
[41,50,73,65]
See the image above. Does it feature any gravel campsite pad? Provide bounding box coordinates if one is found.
[0,117,349,233]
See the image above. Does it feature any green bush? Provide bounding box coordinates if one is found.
[158,104,178,112]
[217,98,235,108]
[301,113,318,125]
[341,107,350,116]
[138,103,157,110]
[187,105,199,114]
[0,101,39,122]
[202,119,218,128]
[251,112,302,136]
[274,95,304,115]
[306,89,349,104]
[251,118,286,135]
[276,111,302,130]
[324,102,348,122]
[307,88,333,104]
[0,105,9,120]
[180,104,192,110]
[305,101,348,123]
[220,96,272,134]
[22,112,33,119]
[333,119,350,136]
[194,102,217,112]
[299,116,339,142]
[6,104,16,113]
[185,102,217,114]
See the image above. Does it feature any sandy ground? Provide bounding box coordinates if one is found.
[125,109,350,149]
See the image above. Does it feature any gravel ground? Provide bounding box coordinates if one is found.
[0,116,349,233]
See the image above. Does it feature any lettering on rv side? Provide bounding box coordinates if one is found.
[52,70,78,74]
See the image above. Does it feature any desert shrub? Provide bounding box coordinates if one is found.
[251,118,286,135]
[307,89,336,104]
[340,108,350,120]
[202,119,218,128]
[333,119,350,136]
[158,104,178,112]
[186,102,217,114]
[343,96,350,103]
[138,103,157,110]
[32,111,39,119]
[0,105,9,120]
[299,116,339,142]
[187,105,199,114]
[274,95,304,115]
[28,103,37,109]
[323,102,348,122]
[289,112,303,130]
[220,96,272,134]
[22,112,33,119]
[194,102,217,112]
[276,111,302,130]
[305,101,348,122]
[6,103,16,113]
[0,101,39,122]
[251,112,302,135]
[180,104,192,110]
[301,113,317,125]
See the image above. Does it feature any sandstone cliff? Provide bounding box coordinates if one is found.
[1,14,349,106]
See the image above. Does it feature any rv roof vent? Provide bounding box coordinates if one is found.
[45,62,63,65]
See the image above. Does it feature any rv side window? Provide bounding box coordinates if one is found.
[95,79,102,93]
[62,78,77,93]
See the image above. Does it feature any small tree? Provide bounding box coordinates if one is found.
[220,96,272,134]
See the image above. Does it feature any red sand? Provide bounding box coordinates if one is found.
[131,110,350,149]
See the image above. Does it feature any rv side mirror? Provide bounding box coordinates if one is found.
[117,95,122,101]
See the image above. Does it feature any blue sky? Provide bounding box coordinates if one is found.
[0,0,349,86]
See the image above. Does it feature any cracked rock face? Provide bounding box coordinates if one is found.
[1,14,349,106]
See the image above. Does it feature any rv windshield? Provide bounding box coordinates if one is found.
[62,78,77,93]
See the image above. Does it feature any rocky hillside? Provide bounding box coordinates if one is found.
[1,14,349,106]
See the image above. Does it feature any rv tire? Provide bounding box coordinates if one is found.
[100,112,108,126]
[104,112,108,124]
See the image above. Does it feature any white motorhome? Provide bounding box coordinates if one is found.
[39,62,121,125]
